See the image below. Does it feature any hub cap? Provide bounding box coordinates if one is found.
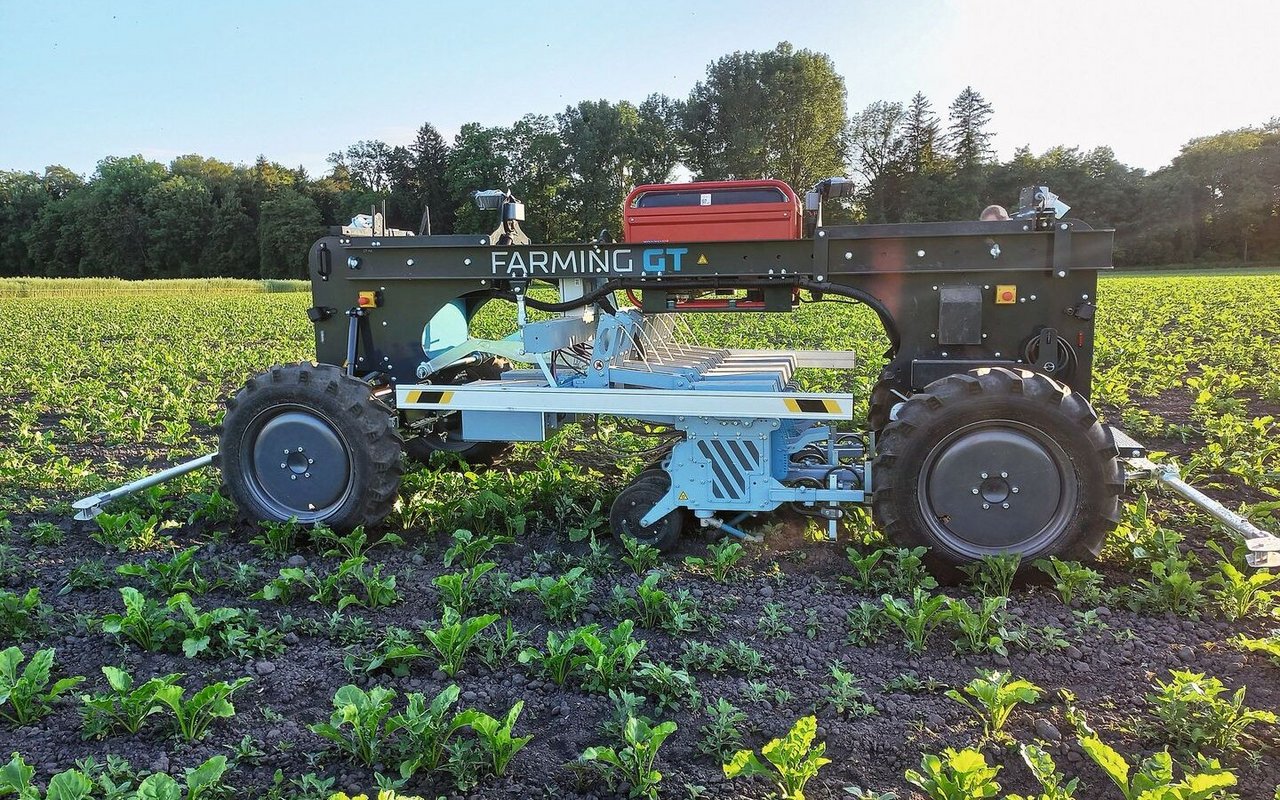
[917,420,1076,557]
[243,408,353,522]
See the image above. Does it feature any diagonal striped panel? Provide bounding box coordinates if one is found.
[695,438,762,501]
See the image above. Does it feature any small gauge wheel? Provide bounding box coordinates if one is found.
[610,472,683,551]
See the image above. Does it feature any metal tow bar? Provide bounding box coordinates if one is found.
[1126,457,1280,568]
[71,453,217,521]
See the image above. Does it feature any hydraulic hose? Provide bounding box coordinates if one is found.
[497,276,901,355]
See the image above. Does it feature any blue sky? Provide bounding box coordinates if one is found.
[2,0,1277,178]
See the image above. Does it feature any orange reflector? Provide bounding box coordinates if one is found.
[995,284,1017,304]
[357,291,379,308]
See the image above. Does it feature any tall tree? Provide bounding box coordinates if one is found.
[945,86,995,171]
[144,175,213,276]
[558,99,641,239]
[683,42,848,189]
[199,188,259,277]
[407,123,454,234]
[633,94,683,185]
[445,123,512,236]
[847,101,906,222]
[328,141,396,194]
[258,189,321,278]
[78,156,167,278]
[0,171,52,276]
[903,92,942,174]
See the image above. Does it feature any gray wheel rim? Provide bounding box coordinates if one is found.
[916,419,1077,558]
[241,405,353,523]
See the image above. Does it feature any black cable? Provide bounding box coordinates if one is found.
[794,279,901,355]
[496,276,902,355]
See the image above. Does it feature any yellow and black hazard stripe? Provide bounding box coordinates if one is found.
[403,390,454,405]
[784,398,844,414]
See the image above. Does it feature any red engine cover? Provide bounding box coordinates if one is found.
[622,179,802,243]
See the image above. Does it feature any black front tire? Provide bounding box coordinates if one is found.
[217,363,403,529]
[872,367,1121,567]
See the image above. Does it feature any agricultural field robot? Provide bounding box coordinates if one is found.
[75,181,1280,568]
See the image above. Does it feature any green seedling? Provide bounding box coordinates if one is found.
[153,675,252,742]
[905,748,1001,800]
[311,684,397,767]
[1077,733,1236,800]
[421,607,499,677]
[684,540,745,582]
[620,535,662,575]
[1034,556,1104,607]
[581,715,678,800]
[723,715,831,800]
[946,596,1012,655]
[1005,744,1078,800]
[945,670,1042,742]
[433,561,497,616]
[100,587,182,651]
[511,566,593,623]
[696,697,747,761]
[457,700,532,777]
[442,528,512,568]
[390,685,476,777]
[80,666,179,737]
[573,619,646,693]
[881,589,949,653]
[0,646,85,725]
[1147,669,1276,754]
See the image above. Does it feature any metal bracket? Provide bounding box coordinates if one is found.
[1052,221,1072,274]
[1125,457,1280,568]
[72,454,217,521]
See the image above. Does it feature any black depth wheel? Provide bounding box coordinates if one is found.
[873,367,1121,567]
[403,359,511,467]
[217,363,403,529]
[609,472,683,552]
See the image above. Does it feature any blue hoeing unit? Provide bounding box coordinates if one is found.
[399,300,865,544]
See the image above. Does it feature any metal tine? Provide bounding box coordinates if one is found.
[640,314,683,366]
[661,312,730,367]
[647,313,720,370]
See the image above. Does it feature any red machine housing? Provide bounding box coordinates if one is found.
[622,179,802,243]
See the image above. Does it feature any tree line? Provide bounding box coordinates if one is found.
[2,42,1277,279]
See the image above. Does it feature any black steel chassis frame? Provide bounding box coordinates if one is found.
[306,215,1112,404]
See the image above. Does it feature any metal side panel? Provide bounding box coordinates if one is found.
[396,381,855,420]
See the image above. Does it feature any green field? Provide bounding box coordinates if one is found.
[0,274,1278,799]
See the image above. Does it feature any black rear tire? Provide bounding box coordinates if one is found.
[867,379,904,434]
[217,362,403,529]
[872,367,1121,568]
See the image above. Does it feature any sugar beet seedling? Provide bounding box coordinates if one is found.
[74,181,1280,567]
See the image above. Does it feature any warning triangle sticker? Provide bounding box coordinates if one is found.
[696,254,708,265]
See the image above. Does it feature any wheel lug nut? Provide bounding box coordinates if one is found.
[308,458,314,464]
[1000,472,1008,478]
[1002,502,1010,509]
[296,447,304,452]
[304,473,311,478]
[1011,487,1019,493]
[290,475,297,481]
[280,463,286,469]
[971,488,980,495]
[981,472,989,479]
[982,503,990,509]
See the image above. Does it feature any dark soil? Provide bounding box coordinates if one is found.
[5,390,1279,799]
